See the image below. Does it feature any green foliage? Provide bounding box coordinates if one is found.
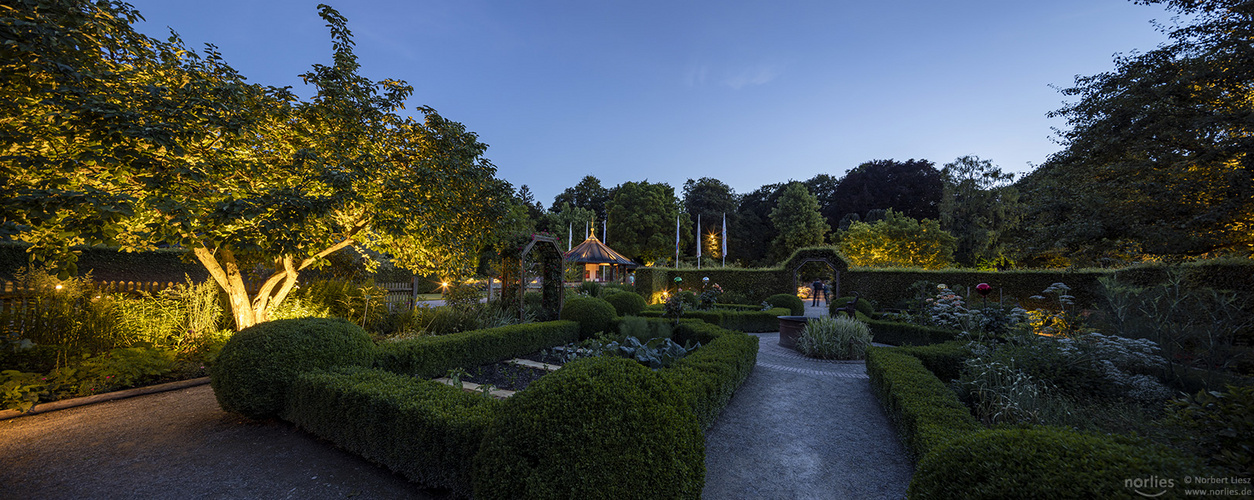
[577,280,602,297]
[1167,385,1254,476]
[769,182,831,261]
[473,357,705,499]
[587,336,699,370]
[606,180,688,262]
[1,345,179,412]
[0,2,507,329]
[614,316,674,343]
[838,209,957,269]
[660,323,759,429]
[640,307,790,333]
[894,342,969,382]
[765,293,804,315]
[833,159,944,223]
[865,346,981,460]
[443,283,484,309]
[270,279,388,328]
[373,321,579,378]
[909,427,1201,499]
[559,296,617,339]
[285,366,499,496]
[939,155,1022,267]
[1021,0,1254,261]
[797,316,872,360]
[210,318,375,419]
[604,290,646,316]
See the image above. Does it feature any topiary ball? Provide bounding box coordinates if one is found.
[560,296,617,338]
[473,357,704,499]
[908,427,1201,499]
[765,293,805,315]
[210,317,375,419]
[604,291,646,316]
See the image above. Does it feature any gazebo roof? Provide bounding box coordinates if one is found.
[564,236,637,267]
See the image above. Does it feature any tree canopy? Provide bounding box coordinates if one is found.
[832,159,943,222]
[1019,0,1254,262]
[731,182,784,266]
[1,2,508,329]
[769,182,830,261]
[939,156,1022,267]
[605,181,686,264]
[551,175,611,220]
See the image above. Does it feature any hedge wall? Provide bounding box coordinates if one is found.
[662,321,760,430]
[865,346,980,460]
[864,319,961,347]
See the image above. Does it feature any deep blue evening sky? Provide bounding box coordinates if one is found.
[125,0,1176,205]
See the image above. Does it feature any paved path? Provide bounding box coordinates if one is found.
[701,303,913,499]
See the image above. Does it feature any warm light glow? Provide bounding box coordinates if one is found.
[54,284,63,290]
[441,282,450,288]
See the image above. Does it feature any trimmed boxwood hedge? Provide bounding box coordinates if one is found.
[285,366,500,497]
[828,296,874,317]
[865,346,981,460]
[864,319,960,346]
[559,296,617,338]
[765,293,805,315]
[662,321,760,429]
[373,321,579,377]
[909,427,1202,499]
[603,290,647,316]
[895,341,968,382]
[472,357,705,499]
[638,307,790,333]
[210,317,376,419]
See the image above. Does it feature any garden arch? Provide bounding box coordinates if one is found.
[500,234,565,321]
[792,258,840,299]
[780,247,851,300]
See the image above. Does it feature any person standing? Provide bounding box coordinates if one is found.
[822,280,831,304]
[811,278,823,307]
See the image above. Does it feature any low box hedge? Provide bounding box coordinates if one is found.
[638,307,790,333]
[285,366,500,497]
[894,341,968,382]
[865,346,981,460]
[373,321,579,377]
[662,321,760,430]
[864,319,960,346]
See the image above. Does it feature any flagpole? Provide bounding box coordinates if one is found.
[674,214,680,269]
[722,212,727,267]
[696,213,701,269]
[603,219,607,243]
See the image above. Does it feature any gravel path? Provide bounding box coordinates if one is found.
[701,306,913,499]
[0,384,446,500]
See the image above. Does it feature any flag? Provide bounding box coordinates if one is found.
[722,212,727,267]
[568,223,572,251]
[603,219,607,243]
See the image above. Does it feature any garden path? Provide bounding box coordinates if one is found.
[701,303,913,499]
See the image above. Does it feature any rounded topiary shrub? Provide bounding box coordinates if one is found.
[560,296,617,338]
[765,293,805,315]
[909,427,1201,499]
[604,290,646,316]
[210,317,375,419]
[473,357,704,499]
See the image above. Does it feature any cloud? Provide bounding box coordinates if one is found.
[722,65,781,90]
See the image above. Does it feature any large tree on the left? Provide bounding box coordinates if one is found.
[0,1,508,330]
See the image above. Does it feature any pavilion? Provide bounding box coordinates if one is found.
[564,235,637,283]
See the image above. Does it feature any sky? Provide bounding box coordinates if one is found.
[125,0,1178,206]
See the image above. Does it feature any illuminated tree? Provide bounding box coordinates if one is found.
[838,209,956,269]
[0,2,507,329]
[769,182,830,261]
[1020,0,1254,261]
